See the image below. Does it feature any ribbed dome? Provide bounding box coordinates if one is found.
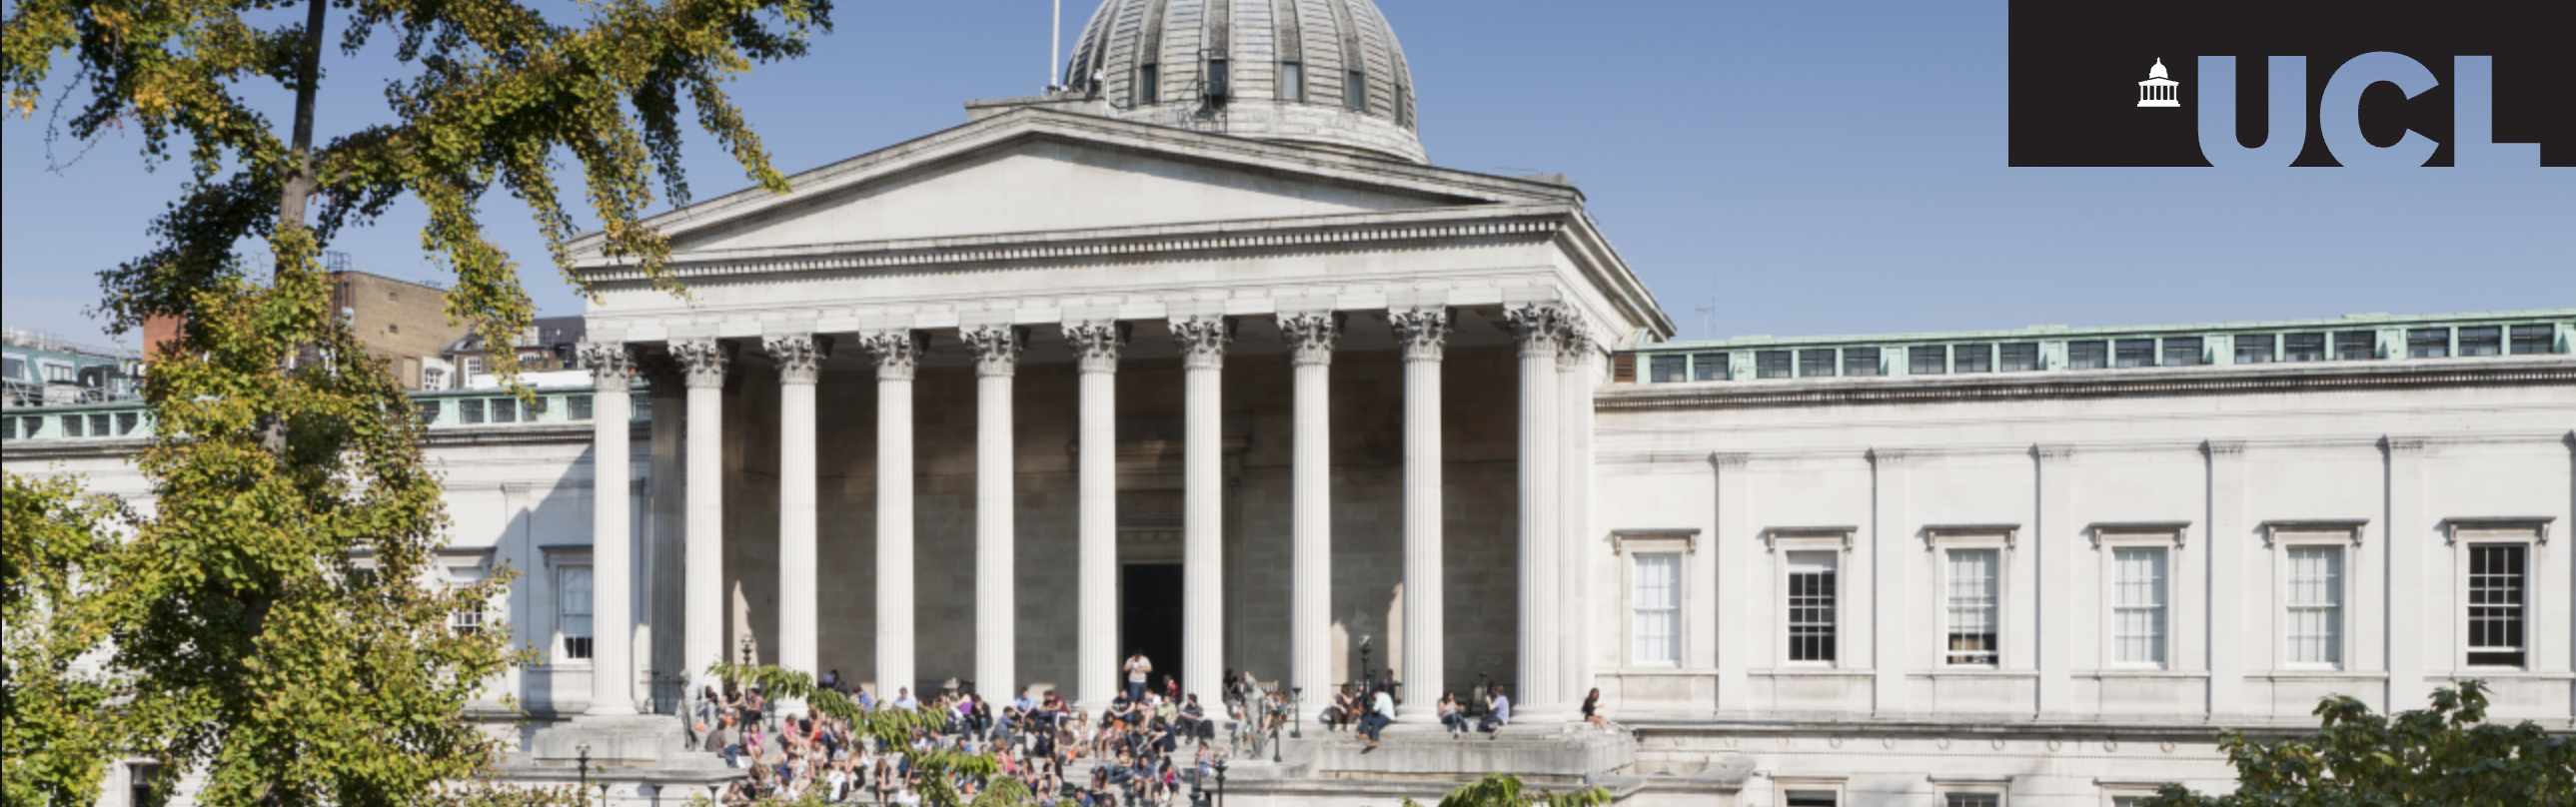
[1061,0,1425,163]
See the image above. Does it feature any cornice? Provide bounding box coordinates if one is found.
[1595,358,2576,412]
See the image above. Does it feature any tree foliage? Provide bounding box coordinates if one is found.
[0,0,830,801]
[2143,680,2574,807]
[1379,773,1613,807]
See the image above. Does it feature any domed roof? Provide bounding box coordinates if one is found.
[2146,58,2168,80]
[1061,0,1425,163]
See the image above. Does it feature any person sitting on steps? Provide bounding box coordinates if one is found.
[1478,684,1511,737]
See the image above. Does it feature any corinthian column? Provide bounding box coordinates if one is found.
[1556,325,1596,710]
[1386,308,1450,722]
[1503,303,1566,719]
[861,331,925,698]
[670,339,733,698]
[765,334,830,712]
[581,343,638,715]
[1170,315,1233,702]
[962,325,1026,700]
[1064,321,1127,712]
[1278,311,1341,706]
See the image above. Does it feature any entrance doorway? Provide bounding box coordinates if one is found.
[1120,563,1184,697]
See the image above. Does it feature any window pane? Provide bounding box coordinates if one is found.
[62,415,83,437]
[1843,347,1881,377]
[2283,333,2325,362]
[2510,324,2554,355]
[2113,547,2167,665]
[1138,64,1160,105]
[418,401,442,425]
[1953,344,1991,373]
[1910,346,1947,375]
[2067,341,2108,370]
[569,395,595,421]
[1944,549,1999,665]
[2459,327,2504,356]
[461,399,485,424]
[1345,70,1366,111]
[1692,353,1728,382]
[2467,544,2526,667]
[1650,355,1687,383]
[1787,551,1837,662]
[1944,795,1998,807]
[1279,62,1304,102]
[2234,334,2275,364]
[1999,343,2038,372]
[2285,546,2343,666]
[2115,339,2156,368]
[2334,331,2375,361]
[1632,553,1681,664]
[1800,349,1837,378]
[117,412,138,434]
[2162,337,2203,367]
[2408,328,2450,358]
[1784,794,1838,807]
[1205,57,1229,99]
[1757,351,1793,379]
[491,398,518,423]
[0,357,20,380]
[560,565,594,659]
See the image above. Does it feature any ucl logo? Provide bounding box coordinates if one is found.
[2188,54,2534,168]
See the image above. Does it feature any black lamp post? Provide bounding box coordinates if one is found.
[575,742,593,796]
[1356,636,1372,695]
[1213,760,1228,807]
[1290,686,1303,739]
[739,634,754,668]
[1475,671,1489,718]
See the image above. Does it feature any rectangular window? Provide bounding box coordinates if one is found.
[1953,344,1992,373]
[61,414,84,437]
[454,601,484,636]
[1138,64,1160,105]
[2066,341,2108,370]
[116,412,138,435]
[1842,347,1881,377]
[419,401,443,425]
[1278,62,1305,102]
[569,395,595,421]
[1,417,15,440]
[491,398,518,423]
[461,399,486,424]
[90,414,111,436]
[1631,553,1681,664]
[2510,324,2554,355]
[2285,545,2343,666]
[2334,331,2375,361]
[634,397,652,422]
[2467,544,2526,667]
[2113,547,2167,666]
[1756,351,1793,379]
[1,357,21,380]
[525,397,548,419]
[1650,355,1687,383]
[464,357,485,377]
[2283,333,2326,362]
[1910,346,1947,375]
[559,565,594,660]
[1999,343,2039,372]
[1205,57,1230,100]
[2458,327,2502,356]
[41,363,74,383]
[1784,794,1838,807]
[422,368,447,390]
[1944,795,1999,807]
[2234,334,2275,364]
[2162,337,2203,366]
[1944,548,1999,665]
[1692,353,1728,382]
[2114,339,2156,368]
[1787,551,1838,663]
[1345,70,1367,110]
[2408,328,2450,358]
[1799,349,1837,378]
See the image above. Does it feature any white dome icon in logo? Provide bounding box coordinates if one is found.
[2138,58,2180,107]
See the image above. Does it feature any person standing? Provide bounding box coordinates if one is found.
[1125,652,1152,703]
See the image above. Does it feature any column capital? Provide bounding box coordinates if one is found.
[1386,308,1451,363]
[1278,312,1343,367]
[859,331,927,382]
[763,334,834,385]
[670,339,735,390]
[962,326,1028,378]
[1503,303,1573,359]
[1170,316,1234,371]
[1063,322,1129,374]
[580,343,637,389]
[1555,321,1594,373]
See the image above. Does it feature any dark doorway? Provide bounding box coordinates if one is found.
[1120,563,1185,696]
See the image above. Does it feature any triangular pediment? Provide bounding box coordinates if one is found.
[578,109,1579,261]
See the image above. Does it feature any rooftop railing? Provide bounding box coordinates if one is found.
[1,386,635,444]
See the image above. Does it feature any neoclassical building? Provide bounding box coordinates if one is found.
[10,1,2573,805]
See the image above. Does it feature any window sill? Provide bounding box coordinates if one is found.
[2438,669,2574,681]
[2075,669,2206,680]
[2250,670,2385,682]
[1908,669,2039,680]
[1752,667,1872,677]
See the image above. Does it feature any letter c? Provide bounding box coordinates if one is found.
[2320,52,2440,168]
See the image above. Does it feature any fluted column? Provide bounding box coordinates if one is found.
[1171,316,1233,702]
[963,325,1026,700]
[1387,308,1450,721]
[670,339,733,697]
[765,334,829,713]
[1065,322,1127,711]
[1556,326,1596,710]
[1279,312,1342,706]
[581,343,639,715]
[861,331,925,698]
[1504,303,1566,719]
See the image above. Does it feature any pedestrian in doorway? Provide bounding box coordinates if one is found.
[1125,652,1153,703]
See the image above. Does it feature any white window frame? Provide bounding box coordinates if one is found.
[1773,776,1849,807]
[2,353,25,381]
[540,545,594,667]
[437,547,497,636]
[2264,520,2365,671]
[2443,517,2550,671]
[1766,527,1855,669]
[1931,776,2013,807]
[37,360,75,384]
[1612,530,1697,668]
[1927,525,2017,669]
[2093,522,2188,670]
[2096,780,2166,807]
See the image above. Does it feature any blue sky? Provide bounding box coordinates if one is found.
[4,0,2567,347]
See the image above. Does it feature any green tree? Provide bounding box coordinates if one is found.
[2143,680,2574,807]
[0,0,830,801]
[1381,773,1612,807]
